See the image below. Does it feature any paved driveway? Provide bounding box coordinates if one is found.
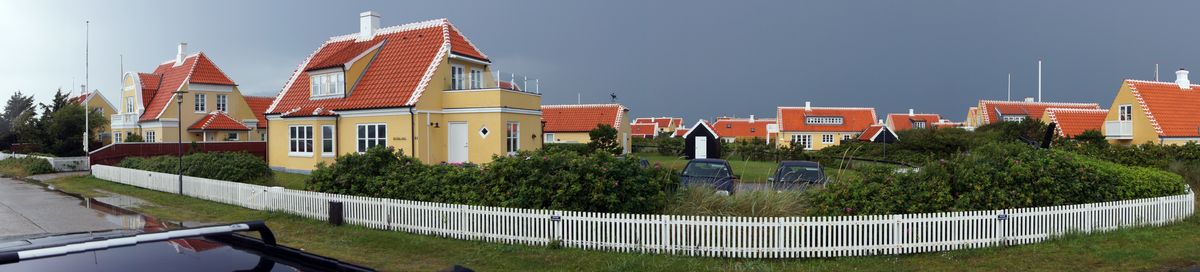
[0,177,121,239]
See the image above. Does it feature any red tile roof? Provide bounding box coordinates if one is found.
[673,127,688,138]
[858,125,885,141]
[887,113,941,131]
[630,123,658,137]
[137,53,237,121]
[189,111,251,131]
[634,117,683,128]
[1123,80,1200,137]
[243,96,273,128]
[711,118,775,138]
[1044,108,1107,138]
[70,92,94,105]
[777,106,877,132]
[978,100,1099,125]
[267,19,488,117]
[541,104,628,133]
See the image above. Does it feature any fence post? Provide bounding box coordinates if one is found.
[1159,197,1167,225]
[775,217,783,258]
[890,214,900,254]
[551,212,563,245]
[1084,204,1092,233]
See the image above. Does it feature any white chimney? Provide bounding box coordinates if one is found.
[1024,97,1035,102]
[804,101,812,111]
[908,109,914,116]
[174,43,188,66]
[1177,68,1191,89]
[749,115,756,123]
[360,11,381,40]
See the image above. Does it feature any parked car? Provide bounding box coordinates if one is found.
[679,159,739,194]
[767,161,827,191]
[0,221,374,272]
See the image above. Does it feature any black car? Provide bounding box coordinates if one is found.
[0,221,374,272]
[679,159,739,194]
[768,160,827,191]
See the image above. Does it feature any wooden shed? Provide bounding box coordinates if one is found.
[683,120,722,159]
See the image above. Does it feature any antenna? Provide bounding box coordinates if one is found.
[1007,73,1011,101]
[120,54,124,82]
[1037,58,1042,102]
[577,93,580,104]
[1156,64,1160,81]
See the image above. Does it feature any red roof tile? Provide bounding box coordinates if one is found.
[1123,80,1200,137]
[1044,108,1107,138]
[137,73,161,107]
[711,118,775,138]
[777,106,876,132]
[448,26,488,61]
[137,53,236,121]
[858,125,885,141]
[243,96,273,128]
[673,127,688,138]
[267,19,489,117]
[541,104,627,133]
[887,113,941,131]
[634,117,683,128]
[978,100,1099,124]
[189,111,251,131]
[630,123,658,137]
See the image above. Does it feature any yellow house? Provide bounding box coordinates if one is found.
[112,43,267,144]
[775,102,876,150]
[540,104,631,153]
[1102,70,1200,145]
[265,13,543,172]
[633,117,683,134]
[72,91,118,145]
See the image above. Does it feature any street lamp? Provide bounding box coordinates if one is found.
[174,90,187,195]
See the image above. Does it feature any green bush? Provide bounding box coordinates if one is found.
[806,142,1187,216]
[0,157,53,177]
[307,146,678,213]
[543,143,593,154]
[117,152,271,184]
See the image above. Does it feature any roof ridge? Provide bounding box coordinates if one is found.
[1044,107,1108,113]
[542,103,624,108]
[778,106,876,110]
[444,21,489,60]
[191,52,237,85]
[402,22,450,106]
[329,18,447,43]
[979,99,1099,106]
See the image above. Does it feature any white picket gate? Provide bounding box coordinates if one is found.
[90,165,1195,258]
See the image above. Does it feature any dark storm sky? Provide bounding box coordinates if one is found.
[3,0,1197,122]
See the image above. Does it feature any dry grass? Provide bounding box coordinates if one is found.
[662,187,809,217]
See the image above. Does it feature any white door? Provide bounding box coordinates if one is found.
[448,123,469,163]
[695,137,707,159]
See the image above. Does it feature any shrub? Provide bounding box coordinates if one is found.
[588,124,621,155]
[806,142,1187,216]
[0,157,53,177]
[654,136,684,156]
[117,152,271,184]
[543,143,593,154]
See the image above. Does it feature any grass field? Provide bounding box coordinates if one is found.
[636,153,858,183]
[44,175,1200,271]
[266,171,309,190]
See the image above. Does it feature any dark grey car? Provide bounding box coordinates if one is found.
[680,159,739,194]
[768,161,827,191]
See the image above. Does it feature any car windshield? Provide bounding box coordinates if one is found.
[776,165,822,183]
[682,162,731,178]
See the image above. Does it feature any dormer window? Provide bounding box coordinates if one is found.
[913,121,926,129]
[805,116,843,125]
[310,71,346,99]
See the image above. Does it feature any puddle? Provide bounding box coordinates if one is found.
[91,189,151,209]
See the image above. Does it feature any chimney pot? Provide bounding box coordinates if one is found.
[1177,68,1191,89]
[908,109,914,116]
[804,101,812,111]
[1024,97,1035,102]
[175,43,188,66]
[360,11,381,40]
[749,115,756,123]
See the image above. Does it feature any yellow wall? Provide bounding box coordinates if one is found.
[776,131,860,150]
[546,132,590,143]
[116,73,266,143]
[1103,83,1160,145]
[267,118,337,172]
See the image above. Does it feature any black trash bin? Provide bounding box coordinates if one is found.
[328,201,343,226]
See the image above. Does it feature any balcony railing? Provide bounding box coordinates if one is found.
[111,112,140,128]
[1105,120,1132,139]
[446,70,540,94]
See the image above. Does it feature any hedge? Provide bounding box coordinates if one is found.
[116,152,272,184]
[0,157,53,177]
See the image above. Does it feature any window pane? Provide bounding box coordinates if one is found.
[377,125,385,139]
[358,125,365,138]
[358,140,366,152]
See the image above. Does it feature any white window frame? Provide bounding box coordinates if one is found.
[842,134,852,141]
[114,132,122,143]
[309,71,346,99]
[791,134,813,150]
[805,116,844,125]
[505,122,520,155]
[144,131,156,142]
[193,94,206,113]
[470,68,483,89]
[357,123,387,153]
[822,134,834,144]
[1119,104,1133,121]
[288,125,314,156]
[125,97,135,113]
[913,121,926,129]
[544,133,556,143]
[216,94,228,112]
[261,131,267,141]
[451,65,465,90]
[1001,115,1026,122]
[321,125,335,157]
[226,132,239,141]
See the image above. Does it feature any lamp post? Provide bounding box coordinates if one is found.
[174,90,187,195]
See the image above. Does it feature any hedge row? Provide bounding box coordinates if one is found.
[116,152,272,184]
[0,157,53,177]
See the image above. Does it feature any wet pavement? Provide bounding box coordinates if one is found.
[0,176,125,239]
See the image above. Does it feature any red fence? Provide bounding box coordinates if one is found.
[89,142,267,166]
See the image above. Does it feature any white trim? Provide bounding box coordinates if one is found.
[445,22,490,60]
[443,88,541,97]
[189,83,234,93]
[355,123,388,153]
[123,72,146,115]
[682,120,721,139]
[543,133,556,143]
[344,41,388,69]
[320,124,336,157]
[266,115,337,121]
[505,121,520,155]
[442,107,541,115]
[336,107,416,117]
[193,93,207,113]
[450,53,490,65]
[404,20,452,106]
[153,75,191,120]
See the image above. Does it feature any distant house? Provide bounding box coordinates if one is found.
[1102,69,1200,145]
[71,92,117,145]
[711,116,775,143]
[858,124,898,143]
[672,127,688,138]
[633,117,683,135]
[1042,108,1107,138]
[776,102,876,150]
[885,109,940,132]
[931,120,965,129]
[683,120,721,159]
[968,99,1100,126]
[630,122,658,138]
[541,103,631,153]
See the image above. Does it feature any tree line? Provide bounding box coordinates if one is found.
[1,89,107,156]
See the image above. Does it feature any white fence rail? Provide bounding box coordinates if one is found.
[0,152,90,172]
[91,165,1195,258]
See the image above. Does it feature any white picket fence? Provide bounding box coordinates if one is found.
[0,152,90,172]
[91,165,1195,258]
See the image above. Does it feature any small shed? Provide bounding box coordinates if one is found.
[683,120,722,159]
[858,125,899,143]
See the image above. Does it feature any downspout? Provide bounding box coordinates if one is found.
[409,107,416,158]
[425,112,431,159]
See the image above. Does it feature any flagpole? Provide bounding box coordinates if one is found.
[84,20,90,153]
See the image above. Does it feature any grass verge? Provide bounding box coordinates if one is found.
[44,175,1200,272]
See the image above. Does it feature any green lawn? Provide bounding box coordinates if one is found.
[44,175,1200,271]
[266,171,309,190]
[636,153,858,183]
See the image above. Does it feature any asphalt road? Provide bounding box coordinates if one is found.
[0,177,121,239]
